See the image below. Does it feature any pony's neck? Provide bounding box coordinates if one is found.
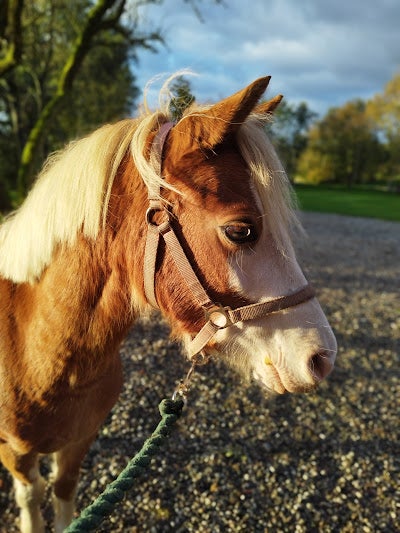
[9,146,151,392]
[34,233,134,357]
[39,155,150,355]
[22,157,150,382]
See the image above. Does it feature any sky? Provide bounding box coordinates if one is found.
[134,0,400,117]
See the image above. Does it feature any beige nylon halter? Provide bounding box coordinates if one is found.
[143,122,315,358]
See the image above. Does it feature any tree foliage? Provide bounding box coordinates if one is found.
[0,0,24,77]
[366,72,400,182]
[295,72,400,187]
[0,0,162,208]
[0,0,223,209]
[298,100,385,187]
[367,72,400,139]
[168,75,195,121]
[268,100,317,178]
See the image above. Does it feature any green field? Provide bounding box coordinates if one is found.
[294,185,400,222]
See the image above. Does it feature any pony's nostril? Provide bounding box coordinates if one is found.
[309,351,334,381]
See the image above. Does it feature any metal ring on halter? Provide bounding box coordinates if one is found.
[145,206,170,231]
[204,303,233,329]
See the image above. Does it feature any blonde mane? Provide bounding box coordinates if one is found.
[0,120,139,283]
[0,77,298,284]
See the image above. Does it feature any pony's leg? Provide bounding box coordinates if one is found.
[0,443,45,533]
[52,433,97,533]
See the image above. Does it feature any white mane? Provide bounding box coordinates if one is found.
[0,120,138,283]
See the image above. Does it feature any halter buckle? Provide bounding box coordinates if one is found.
[204,303,233,329]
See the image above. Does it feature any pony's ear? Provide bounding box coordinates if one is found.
[178,76,273,149]
[254,94,284,115]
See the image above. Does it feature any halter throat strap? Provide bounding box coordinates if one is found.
[143,122,315,358]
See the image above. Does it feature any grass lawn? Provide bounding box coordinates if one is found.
[294,185,400,222]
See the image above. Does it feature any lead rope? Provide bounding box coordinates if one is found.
[64,397,185,533]
[64,355,202,533]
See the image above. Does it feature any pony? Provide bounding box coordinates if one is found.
[0,75,337,532]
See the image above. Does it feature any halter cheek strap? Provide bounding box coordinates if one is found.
[143,122,315,358]
[143,122,176,308]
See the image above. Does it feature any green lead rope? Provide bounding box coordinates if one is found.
[64,398,185,533]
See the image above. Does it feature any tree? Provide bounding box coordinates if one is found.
[0,0,163,207]
[267,100,317,179]
[24,0,162,198]
[298,100,383,187]
[49,30,139,150]
[367,72,400,183]
[168,75,195,121]
[0,0,223,209]
[0,0,24,77]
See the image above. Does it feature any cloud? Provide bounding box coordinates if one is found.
[134,0,400,115]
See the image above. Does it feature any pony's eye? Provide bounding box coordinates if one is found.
[223,223,258,244]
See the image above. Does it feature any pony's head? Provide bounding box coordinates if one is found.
[0,74,336,395]
[131,75,337,394]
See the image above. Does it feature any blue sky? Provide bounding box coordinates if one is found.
[134,0,400,117]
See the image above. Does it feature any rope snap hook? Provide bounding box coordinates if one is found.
[172,351,211,402]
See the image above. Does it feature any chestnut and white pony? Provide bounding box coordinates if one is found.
[0,76,337,532]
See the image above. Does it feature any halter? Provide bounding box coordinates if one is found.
[143,122,315,359]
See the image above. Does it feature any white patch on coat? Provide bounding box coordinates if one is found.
[13,468,46,533]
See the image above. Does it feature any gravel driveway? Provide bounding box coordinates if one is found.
[0,212,399,532]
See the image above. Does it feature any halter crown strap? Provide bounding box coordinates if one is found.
[143,123,316,358]
[143,122,174,307]
[148,122,175,199]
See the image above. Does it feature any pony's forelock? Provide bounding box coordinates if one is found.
[236,114,302,252]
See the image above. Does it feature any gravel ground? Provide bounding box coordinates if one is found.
[0,212,399,532]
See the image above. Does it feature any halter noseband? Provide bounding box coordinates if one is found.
[143,122,315,358]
